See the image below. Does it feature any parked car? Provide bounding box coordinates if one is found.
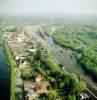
[80,93,89,100]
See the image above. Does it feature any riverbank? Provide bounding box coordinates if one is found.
[0,46,10,100]
[2,40,16,100]
[0,31,10,99]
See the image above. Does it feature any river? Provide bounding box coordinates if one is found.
[0,46,10,100]
[46,36,97,89]
[37,27,97,90]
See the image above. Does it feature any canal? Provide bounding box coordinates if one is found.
[0,46,10,100]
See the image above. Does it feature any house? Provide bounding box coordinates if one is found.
[27,93,38,100]
[24,81,38,100]
[19,61,29,68]
[36,85,44,93]
[28,49,36,53]
[17,37,24,43]
[15,56,19,60]
[80,93,89,100]
[11,47,16,53]
[24,80,50,99]
[36,81,50,93]
[35,74,42,83]
[23,61,28,65]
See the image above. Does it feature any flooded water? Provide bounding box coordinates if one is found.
[46,37,85,73]
[0,46,10,100]
[45,36,97,90]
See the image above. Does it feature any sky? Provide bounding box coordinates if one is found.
[0,0,97,16]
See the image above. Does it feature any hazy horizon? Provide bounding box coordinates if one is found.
[0,0,97,16]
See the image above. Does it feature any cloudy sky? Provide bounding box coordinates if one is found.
[0,0,97,16]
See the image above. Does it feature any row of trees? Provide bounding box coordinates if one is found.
[52,32,81,51]
[76,47,97,80]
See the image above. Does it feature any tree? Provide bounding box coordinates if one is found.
[67,95,76,100]
[46,90,58,100]
[70,74,86,94]
[34,48,41,61]
[59,82,65,89]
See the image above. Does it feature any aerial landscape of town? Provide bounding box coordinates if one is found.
[0,0,97,100]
